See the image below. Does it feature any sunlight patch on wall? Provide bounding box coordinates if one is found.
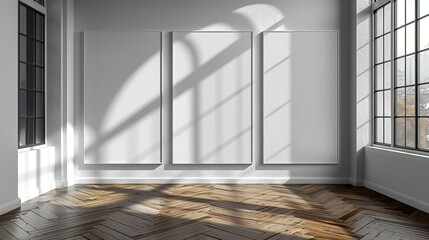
[233,4,286,33]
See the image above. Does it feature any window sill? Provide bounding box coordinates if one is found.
[366,145,429,159]
[18,144,53,153]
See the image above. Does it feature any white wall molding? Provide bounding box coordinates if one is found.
[76,177,349,185]
[364,180,429,214]
[56,180,68,189]
[263,31,339,165]
[0,198,21,216]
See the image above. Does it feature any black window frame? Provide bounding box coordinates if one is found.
[33,0,45,7]
[18,2,46,149]
[373,1,393,146]
[373,0,429,152]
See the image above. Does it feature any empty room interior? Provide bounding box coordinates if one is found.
[1,0,429,239]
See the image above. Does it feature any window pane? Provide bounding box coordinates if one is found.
[418,118,429,149]
[19,119,27,147]
[19,63,27,89]
[385,62,391,88]
[35,118,44,144]
[396,27,405,57]
[27,65,35,90]
[406,23,416,54]
[385,118,392,144]
[396,57,406,87]
[385,90,392,116]
[376,8,384,37]
[27,91,35,117]
[397,0,406,27]
[376,91,384,116]
[36,67,44,91]
[376,37,384,63]
[36,42,43,66]
[36,14,44,41]
[19,90,27,117]
[418,84,429,116]
[36,93,44,117]
[406,118,416,147]
[27,10,35,38]
[19,36,27,62]
[19,5,27,34]
[419,17,429,50]
[27,38,35,64]
[406,0,416,23]
[27,119,35,145]
[384,33,391,61]
[419,50,429,83]
[406,86,416,116]
[376,64,384,90]
[396,88,406,116]
[376,118,384,143]
[396,118,406,146]
[34,0,44,6]
[420,0,429,17]
[384,3,391,33]
[406,55,416,85]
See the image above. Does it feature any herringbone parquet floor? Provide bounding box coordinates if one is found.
[0,185,428,240]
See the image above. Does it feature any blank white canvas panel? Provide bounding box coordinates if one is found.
[172,31,252,164]
[263,31,338,164]
[84,31,161,164]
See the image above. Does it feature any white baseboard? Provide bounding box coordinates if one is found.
[364,180,429,214]
[56,180,68,189]
[0,198,21,216]
[76,177,350,184]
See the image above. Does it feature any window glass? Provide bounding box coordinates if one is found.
[396,118,406,146]
[376,8,384,37]
[419,51,429,83]
[385,62,392,88]
[406,0,416,23]
[418,118,429,149]
[420,0,429,17]
[419,17,429,50]
[405,23,415,54]
[396,27,405,57]
[397,0,406,27]
[18,4,45,148]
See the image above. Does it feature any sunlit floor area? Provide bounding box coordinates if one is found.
[0,185,428,239]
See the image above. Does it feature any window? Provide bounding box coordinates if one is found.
[33,0,45,6]
[373,0,429,151]
[374,2,393,145]
[18,3,45,148]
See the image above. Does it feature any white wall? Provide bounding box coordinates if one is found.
[37,0,75,192]
[18,146,56,202]
[350,0,429,213]
[0,0,20,215]
[365,147,429,213]
[73,0,352,183]
[16,0,61,204]
[349,0,372,186]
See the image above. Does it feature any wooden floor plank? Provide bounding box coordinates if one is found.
[0,184,428,240]
[0,226,18,240]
